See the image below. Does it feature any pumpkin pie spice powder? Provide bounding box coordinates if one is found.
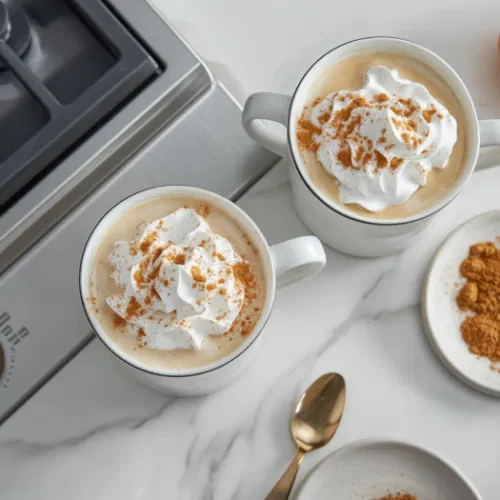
[457,241,500,369]
[373,495,416,500]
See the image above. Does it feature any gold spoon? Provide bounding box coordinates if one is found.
[266,372,346,500]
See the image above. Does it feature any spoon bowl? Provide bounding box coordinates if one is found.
[292,373,346,450]
[266,372,346,499]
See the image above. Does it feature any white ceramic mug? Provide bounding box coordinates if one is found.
[79,186,326,395]
[243,37,500,257]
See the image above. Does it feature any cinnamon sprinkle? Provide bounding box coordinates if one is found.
[407,120,417,131]
[173,254,186,265]
[232,261,255,287]
[355,146,365,164]
[139,231,157,253]
[422,106,438,123]
[372,494,416,500]
[345,114,362,136]
[148,264,161,281]
[362,152,373,164]
[126,296,142,318]
[390,157,404,170]
[375,93,390,102]
[191,266,206,283]
[196,204,211,218]
[401,132,411,146]
[374,150,388,170]
[113,313,126,329]
[297,117,321,153]
[337,148,353,169]
[317,103,333,125]
[390,105,403,116]
[133,269,146,287]
[151,246,164,263]
[137,328,147,348]
[391,117,402,129]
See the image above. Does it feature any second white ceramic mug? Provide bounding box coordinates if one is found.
[80,186,326,395]
[243,37,500,257]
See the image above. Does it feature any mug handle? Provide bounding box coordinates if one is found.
[270,236,326,289]
[242,92,292,157]
[476,120,500,170]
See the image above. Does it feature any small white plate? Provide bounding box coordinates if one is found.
[422,210,500,396]
[295,439,481,500]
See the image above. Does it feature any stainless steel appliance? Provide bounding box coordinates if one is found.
[0,0,277,423]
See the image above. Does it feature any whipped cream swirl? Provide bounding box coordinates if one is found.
[107,208,244,350]
[306,66,457,211]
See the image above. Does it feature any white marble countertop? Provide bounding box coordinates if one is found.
[2,1,500,499]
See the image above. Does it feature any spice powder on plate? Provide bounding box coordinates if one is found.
[372,493,417,500]
[456,241,500,369]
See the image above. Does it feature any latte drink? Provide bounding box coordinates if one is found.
[85,196,267,371]
[296,52,468,220]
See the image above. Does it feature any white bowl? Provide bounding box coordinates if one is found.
[296,438,481,500]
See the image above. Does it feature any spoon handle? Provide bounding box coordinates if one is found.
[265,449,305,500]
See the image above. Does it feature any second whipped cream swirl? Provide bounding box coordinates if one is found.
[107,208,245,351]
[301,66,458,211]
